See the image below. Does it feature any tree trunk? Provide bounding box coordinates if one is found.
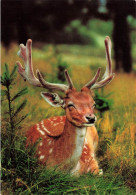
[113,14,132,72]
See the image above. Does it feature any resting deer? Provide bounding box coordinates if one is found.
[16,36,114,175]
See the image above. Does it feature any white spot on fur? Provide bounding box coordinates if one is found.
[39,142,43,146]
[54,123,59,126]
[49,148,53,154]
[39,155,45,160]
[48,141,52,145]
[40,120,52,135]
[60,116,63,121]
[40,130,45,135]
[37,124,45,135]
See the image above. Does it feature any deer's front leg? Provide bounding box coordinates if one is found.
[71,149,99,176]
[79,139,99,174]
[80,126,102,175]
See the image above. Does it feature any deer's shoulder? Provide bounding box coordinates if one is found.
[27,116,66,142]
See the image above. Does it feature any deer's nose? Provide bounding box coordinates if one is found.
[85,115,96,124]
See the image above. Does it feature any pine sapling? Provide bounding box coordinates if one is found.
[1,64,28,168]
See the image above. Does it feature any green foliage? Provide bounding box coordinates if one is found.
[1,64,16,86]
[87,19,113,37]
[11,88,28,102]
[1,64,30,187]
[50,55,69,84]
[57,56,68,82]
[1,64,28,129]
[65,19,113,47]
[94,89,114,116]
[127,15,136,29]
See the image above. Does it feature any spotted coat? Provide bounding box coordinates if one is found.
[26,115,99,173]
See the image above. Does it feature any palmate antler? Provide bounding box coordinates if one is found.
[16,39,74,92]
[84,36,114,89]
[17,37,114,92]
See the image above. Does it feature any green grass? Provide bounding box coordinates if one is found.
[1,42,136,194]
[2,161,134,194]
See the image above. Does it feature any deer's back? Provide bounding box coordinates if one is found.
[26,116,66,163]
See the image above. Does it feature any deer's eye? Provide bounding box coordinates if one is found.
[67,103,75,110]
[68,104,74,108]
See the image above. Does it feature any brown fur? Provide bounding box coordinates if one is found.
[17,38,114,175]
[26,115,99,174]
[26,87,100,174]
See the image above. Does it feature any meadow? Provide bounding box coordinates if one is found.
[1,41,136,194]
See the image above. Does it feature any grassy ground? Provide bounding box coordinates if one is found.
[1,42,136,194]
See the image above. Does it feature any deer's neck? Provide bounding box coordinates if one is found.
[52,118,87,170]
[68,125,86,166]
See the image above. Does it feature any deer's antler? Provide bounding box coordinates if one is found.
[84,36,115,89]
[16,39,74,92]
[16,39,42,87]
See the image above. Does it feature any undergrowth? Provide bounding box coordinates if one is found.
[1,44,136,194]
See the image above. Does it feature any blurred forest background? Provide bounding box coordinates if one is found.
[1,0,136,72]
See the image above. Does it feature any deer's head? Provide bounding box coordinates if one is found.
[41,87,96,127]
[17,37,114,128]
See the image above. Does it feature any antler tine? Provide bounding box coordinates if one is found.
[17,39,72,92]
[64,69,74,89]
[84,36,114,90]
[16,39,42,87]
[36,70,69,92]
[103,36,112,79]
[84,68,101,89]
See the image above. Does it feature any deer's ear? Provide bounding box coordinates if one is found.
[41,92,65,108]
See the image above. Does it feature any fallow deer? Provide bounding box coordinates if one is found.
[16,36,114,175]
